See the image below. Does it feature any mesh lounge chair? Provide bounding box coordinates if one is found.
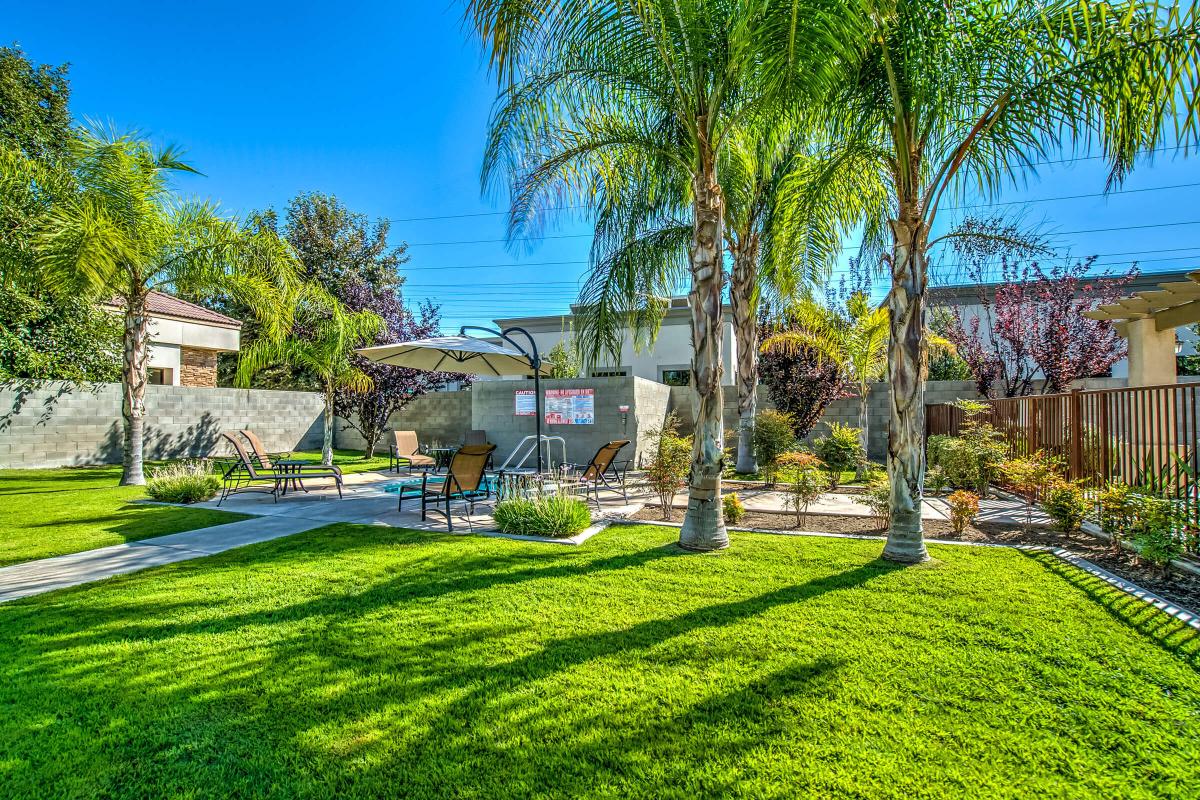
[397,443,498,532]
[390,430,436,474]
[568,440,631,506]
[238,430,342,475]
[463,430,494,469]
[217,433,343,505]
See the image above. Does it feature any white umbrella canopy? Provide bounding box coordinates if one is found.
[356,336,550,377]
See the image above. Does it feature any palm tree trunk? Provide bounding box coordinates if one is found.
[678,155,729,552]
[882,210,929,564]
[322,389,335,466]
[856,388,870,479]
[119,290,151,486]
[730,237,760,475]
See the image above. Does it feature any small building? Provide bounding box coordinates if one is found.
[487,297,737,385]
[103,292,241,387]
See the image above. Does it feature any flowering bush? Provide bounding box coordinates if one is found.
[723,493,747,525]
[644,413,693,521]
[947,490,980,535]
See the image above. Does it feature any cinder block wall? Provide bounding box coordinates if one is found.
[0,382,324,469]
[335,391,473,453]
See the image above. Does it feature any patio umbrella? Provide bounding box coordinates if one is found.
[356,329,551,472]
[356,336,550,377]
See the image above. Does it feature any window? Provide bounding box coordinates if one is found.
[591,369,627,378]
[660,368,691,387]
[147,368,171,385]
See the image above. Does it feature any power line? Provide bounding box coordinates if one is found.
[941,181,1200,211]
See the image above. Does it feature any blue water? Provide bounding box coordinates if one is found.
[381,475,501,494]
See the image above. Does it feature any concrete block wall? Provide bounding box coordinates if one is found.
[0,381,324,469]
[335,391,473,453]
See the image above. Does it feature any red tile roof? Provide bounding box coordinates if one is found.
[105,291,243,328]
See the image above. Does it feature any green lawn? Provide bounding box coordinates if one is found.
[287,448,394,474]
[1,524,1197,798]
[0,466,248,567]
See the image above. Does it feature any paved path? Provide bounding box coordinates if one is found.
[0,515,327,604]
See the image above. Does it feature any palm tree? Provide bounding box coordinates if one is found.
[236,287,382,465]
[762,292,887,468]
[35,128,289,485]
[769,0,1200,562]
[468,0,856,550]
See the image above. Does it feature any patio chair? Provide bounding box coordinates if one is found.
[216,433,343,506]
[238,430,342,475]
[567,439,632,506]
[389,430,436,474]
[463,429,494,469]
[396,443,498,532]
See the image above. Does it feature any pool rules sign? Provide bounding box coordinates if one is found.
[514,388,595,424]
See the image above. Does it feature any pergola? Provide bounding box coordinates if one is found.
[1081,273,1200,386]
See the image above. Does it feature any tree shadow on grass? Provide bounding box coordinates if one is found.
[1020,550,1200,669]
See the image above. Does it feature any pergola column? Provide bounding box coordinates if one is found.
[1124,317,1177,387]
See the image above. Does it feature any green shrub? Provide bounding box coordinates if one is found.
[947,490,979,534]
[1098,481,1135,548]
[1133,525,1182,580]
[752,410,797,485]
[858,475,891,527]
[644,413,693,520]
[813,422,866,489]
[146,460,221,504]
[785,462,827,527]
[494,495,592,537]
[723,493,747,525]
[1043,482,1089,537]
[924,465,950,496]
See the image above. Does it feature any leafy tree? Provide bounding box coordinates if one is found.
[772,0,1200,562]
[758,317,847,438]
[0,289,120,382]
[470,0,858,550]
[947,257,1135,397]
[0,45,71,163]
[238,287,383,465]
[282,192,408,292]
[333,277,467,458]
[762,293,888,472]
[35,128,292,485]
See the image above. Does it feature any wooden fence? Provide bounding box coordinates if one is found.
[927,383,1200,533]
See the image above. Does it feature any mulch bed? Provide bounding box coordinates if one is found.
[629,507,1200,614]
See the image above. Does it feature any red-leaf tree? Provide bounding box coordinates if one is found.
[947,256,1136,397]
[333,277,469,457]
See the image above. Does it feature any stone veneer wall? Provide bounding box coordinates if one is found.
[180,347,219,388]
[0,382,324,469]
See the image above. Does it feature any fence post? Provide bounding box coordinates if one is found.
[1069,388,1083,482]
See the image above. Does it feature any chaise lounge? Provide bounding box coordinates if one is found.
[217,432,343,505]
[389,430,437,474]
[396,443,497,531]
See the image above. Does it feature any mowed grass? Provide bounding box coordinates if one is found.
[1,524,1198,799]
[287,448,394,475]
[0,466,248,566]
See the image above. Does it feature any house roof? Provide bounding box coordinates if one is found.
[104,291,243,329]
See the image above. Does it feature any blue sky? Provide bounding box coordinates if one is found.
[7,1,1200,331]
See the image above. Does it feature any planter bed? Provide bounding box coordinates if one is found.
[629,506,1200,613]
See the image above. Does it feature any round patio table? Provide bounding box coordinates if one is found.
[274,460,310,495]
[427,447,458,473]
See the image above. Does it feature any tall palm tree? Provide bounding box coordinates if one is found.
[236,287,382,465]
[35,128,290,485]
[469,0,855,550]
[769,0,1200,562]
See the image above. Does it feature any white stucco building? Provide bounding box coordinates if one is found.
[103,292,241,387]
[487,296,737,385]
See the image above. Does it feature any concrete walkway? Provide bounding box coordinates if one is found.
[0,470,640,603]
[0,515,326,604]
